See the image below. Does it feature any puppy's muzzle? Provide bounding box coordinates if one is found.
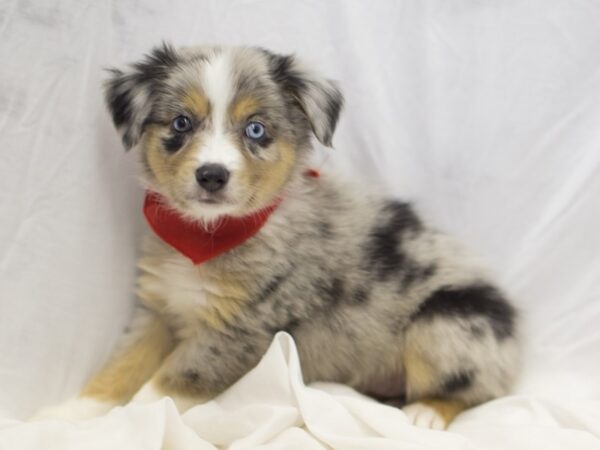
[195,164,230,193]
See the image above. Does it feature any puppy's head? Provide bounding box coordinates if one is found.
[104,43,343,222]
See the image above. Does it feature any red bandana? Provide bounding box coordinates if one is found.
[143,193,281,265]
[143,170,320,264]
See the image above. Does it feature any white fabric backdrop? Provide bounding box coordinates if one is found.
[1,0,599,447]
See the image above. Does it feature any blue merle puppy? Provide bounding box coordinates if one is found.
[33,44,520,429]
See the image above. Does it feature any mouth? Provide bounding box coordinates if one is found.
[194,193,234,207]
[198,198,221,205]
[182,191,237,218]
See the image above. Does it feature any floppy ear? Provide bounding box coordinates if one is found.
[265,52,344,147]
[104,43,179,150]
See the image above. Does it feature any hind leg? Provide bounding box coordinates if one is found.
[402,284,520,429]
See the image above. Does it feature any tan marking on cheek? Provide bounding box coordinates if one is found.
[173,141,203,190]
[419,398,467,427]
[181,89,209,118]
[241,140,297,210]
[144,126,204,196]
[230,96,259,122]
[145,126,173,186]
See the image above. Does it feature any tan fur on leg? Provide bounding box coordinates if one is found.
[81,312,174,403]
[421,398,467,426]
[403,349,437,398]
[403,344,468,428]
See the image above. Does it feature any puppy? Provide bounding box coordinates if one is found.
[33,44,520,429]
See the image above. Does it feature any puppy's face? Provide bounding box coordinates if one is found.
[104,44,343,222]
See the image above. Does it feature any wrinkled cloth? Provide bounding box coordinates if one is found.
[1,333,599,450]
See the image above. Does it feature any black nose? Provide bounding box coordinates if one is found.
[195,164,230,193]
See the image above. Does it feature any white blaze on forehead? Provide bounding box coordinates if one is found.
[197,50,241,170]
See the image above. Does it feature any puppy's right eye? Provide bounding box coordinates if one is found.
[172,116,192,133]
[245,121,266,140]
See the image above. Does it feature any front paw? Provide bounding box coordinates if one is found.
[403,398,466,430]
[402,402,447,430]
[30,397,115,421]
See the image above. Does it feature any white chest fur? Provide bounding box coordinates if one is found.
[136,237,215,324]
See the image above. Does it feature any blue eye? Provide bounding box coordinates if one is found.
[172,115,192,133]
[245,121,265,140]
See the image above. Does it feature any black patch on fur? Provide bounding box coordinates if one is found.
[350,287,370,305]
[367,201,423,281]
[247,135,274,155]
[381,393,408,407]
[320,88,343,146]
[401,263,436,290]
[162,133,186,152]
[266,317,301,336]
[132,42,179,83]
[209,346,221,357]
[104,43,179,150]
[224,323,252,339]
[255,266,294,304]
[280,317,301,335]
[382,201,422,233]
[412,284,516,340]
[242,343,256,355]
[265,52,308,93]
[107,77,132,128]
[183,370,200,384]
[256,135,274,148]
[469,323,485,338]
[317,277,345,309]
[261,49,343,147]
[317,220,334,240]
[441,371,474,393]
[364,390,408,406]
[122,131,135,149]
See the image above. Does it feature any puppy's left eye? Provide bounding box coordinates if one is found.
[245,121,266,140]
[172,115,192,133]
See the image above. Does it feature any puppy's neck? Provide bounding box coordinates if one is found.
[143,192,282,265]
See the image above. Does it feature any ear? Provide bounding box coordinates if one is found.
[104,43,179,150]
[265,52,344,147]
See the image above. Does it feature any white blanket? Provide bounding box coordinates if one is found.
[1,0,599,448]
[2,333,599,450]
